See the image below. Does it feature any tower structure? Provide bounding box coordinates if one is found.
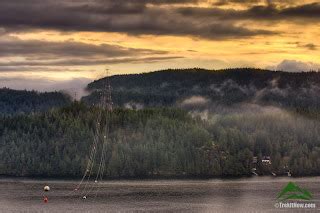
[104,69,113,111]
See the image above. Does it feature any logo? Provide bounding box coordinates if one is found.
[277,182,313,201]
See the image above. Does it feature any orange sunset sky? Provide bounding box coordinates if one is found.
[0,0,319,90]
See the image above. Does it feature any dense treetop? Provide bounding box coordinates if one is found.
[1,68,320,178]
[0,88,71,115]
[84,68,320,114]
[0,102,319,178]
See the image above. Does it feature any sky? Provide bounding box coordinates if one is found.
[0,0,319,92]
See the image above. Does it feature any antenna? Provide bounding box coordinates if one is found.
[103,68,113,111]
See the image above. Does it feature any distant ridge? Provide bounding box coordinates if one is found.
[0,88,71,115]
[83,68,320,115]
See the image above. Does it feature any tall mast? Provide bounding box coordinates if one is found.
[104,69,113,111]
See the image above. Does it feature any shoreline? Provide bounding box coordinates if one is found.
[1,174,319,182]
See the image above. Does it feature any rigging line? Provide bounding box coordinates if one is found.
[95,139,105,182]
[76,100,104,188]
[84,132,107,197]
[81,92,109,196]
[100,132,109,179]
[65,107,102,197]
[84,141,104,197]
[76,68,112,199]
[81,141,98,195]
[86,98,112,196]
[79,90,106,185]
[96,70,114,196]
[94,130,109,198]
[78,127,99,186]
[81,117,102,195]
[95,145,107,198]
[64,122,102,198]
[85,138,107,197]
[100,115,111,180]
[91,70,113,198]
[94,133,108,183]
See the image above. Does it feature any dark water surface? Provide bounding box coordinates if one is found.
[0,177,319,212]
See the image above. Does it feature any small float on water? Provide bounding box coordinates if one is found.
[43,186,50,203]
[44,186,50,192]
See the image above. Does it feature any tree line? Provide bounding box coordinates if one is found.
[1,102,319,178]
[84,68,320,118]
[0,88,71,115]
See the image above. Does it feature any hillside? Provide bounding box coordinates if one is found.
[1,102,320,178]
[84,68,320,115]
[1,68,320,178]
[0,88,72,115]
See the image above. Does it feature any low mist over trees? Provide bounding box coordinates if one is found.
[84,68,320,117]
[1,102,319,178]
[1,68,320,178]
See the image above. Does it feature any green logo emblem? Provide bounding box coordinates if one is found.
[277,182,313,201]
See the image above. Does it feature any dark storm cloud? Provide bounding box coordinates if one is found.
[0,0,275,39]
[0,36,181,70]
[178,3,320,22]
[214,0,260,6]
[70,0,200,14]
[293,42,318,50]
[0,66,85,72]
[65,0,199,15]
[214,0,298,6]
[0,37,167,58]
[250,2,320,20]
[303,43,317,51]
[0,56,183,69]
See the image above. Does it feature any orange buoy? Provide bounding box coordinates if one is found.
[43,196,48,203]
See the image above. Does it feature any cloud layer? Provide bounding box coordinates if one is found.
[0,0,319,91]
[267,60,320,72]
[0,0,297,39]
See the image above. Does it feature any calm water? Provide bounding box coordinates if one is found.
[0,177,319,212]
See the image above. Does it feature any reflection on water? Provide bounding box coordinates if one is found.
[0,177,319,212]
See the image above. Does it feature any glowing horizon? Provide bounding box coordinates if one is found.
[0,0,319,91]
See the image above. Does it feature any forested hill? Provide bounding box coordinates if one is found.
[0,88,71,115]
[1,102,320,178]
[84,68,320,114]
